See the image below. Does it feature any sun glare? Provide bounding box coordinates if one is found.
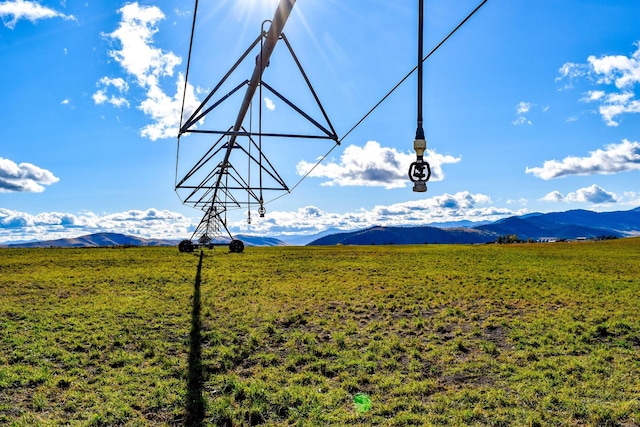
[233,0,281,20]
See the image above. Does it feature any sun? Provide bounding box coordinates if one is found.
[232,0,281,21]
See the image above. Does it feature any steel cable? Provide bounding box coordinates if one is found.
[339,0,488,144]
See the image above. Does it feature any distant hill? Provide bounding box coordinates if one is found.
[308,207,640,246]
[536,208,640,233]
[274,223,491,246]
[233,234,288,247]
[4,233,180,248]
[274,228,345,246]
[425,219,492,229]
[476,208,640,240]
[310,226,497,246]
[4,232,286,248]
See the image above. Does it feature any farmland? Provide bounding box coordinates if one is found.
[1,239,639,426]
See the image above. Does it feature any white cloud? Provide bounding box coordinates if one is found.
[109,96,129,108]
[540,191,564,203]
[174,8,190,17]
[0,0,75,29]
[506,198,528,206]
[580,90,605,102]
[93,77,130,107]
[541,184,617,204]
[0,157,59,193]
[92,90,107,105]
[622,191,640,207]
[568,185,617,204]
[556,62,589,82]
[296,140,460,189]
[599,94,640,126]
[93,90,129,108]
[105,3,179,86]
[139,73,200,140]
[588,49,640,89]
[512,116,531,126]
[231,192,520,235]
[100,76,129,92]
[525,139,640,179]
[559,41,640,125]
[96,2,199,140]
[264,96,275,111]
[516,101,533,115]
[513,101,534,125]
[0,208,195,243]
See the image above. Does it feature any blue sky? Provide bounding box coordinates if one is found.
[1,0,639,243]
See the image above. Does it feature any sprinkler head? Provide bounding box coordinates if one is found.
[413,180,427,193]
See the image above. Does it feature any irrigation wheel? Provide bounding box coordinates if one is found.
[229,239,245,253]
[178,240,194,253]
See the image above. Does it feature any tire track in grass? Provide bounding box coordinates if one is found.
[186,250,205,426]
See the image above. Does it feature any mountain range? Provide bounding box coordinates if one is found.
[308,207,640,246]
[0,232,180,248]
[2,207,639,248]
[0,232,290,249]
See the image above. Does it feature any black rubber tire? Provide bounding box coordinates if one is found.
[178,240,194,253]
[229,239,244,253]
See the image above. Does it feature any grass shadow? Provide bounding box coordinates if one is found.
[185,250,205,426]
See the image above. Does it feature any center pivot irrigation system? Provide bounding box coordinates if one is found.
[175,0,488,253]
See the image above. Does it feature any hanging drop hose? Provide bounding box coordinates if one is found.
[258,34,266,218]
[248,103,252,224]
[408,0,431,192]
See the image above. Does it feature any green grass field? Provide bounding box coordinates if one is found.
[1,239,639,426]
